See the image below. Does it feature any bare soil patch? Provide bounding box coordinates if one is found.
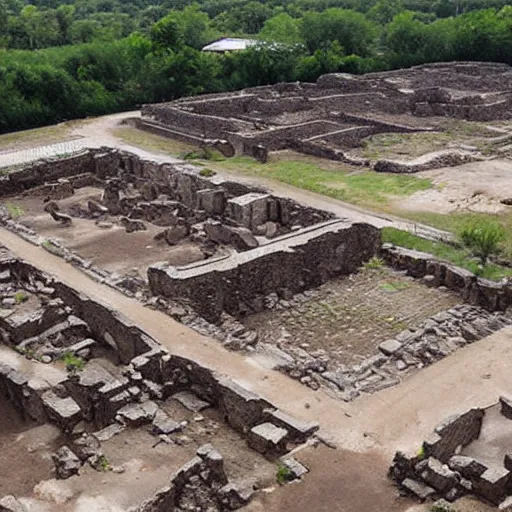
[247,445,413,512]
[395,159,512,215]
[11,187,210,277]
[244,267,460,366]
[0,395,61,496]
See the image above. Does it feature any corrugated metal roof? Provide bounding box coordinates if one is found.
[202,38,258,52]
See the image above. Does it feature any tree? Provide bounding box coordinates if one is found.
[300,8,378,56]
[259,13,303,45]
[150,13,184,51]
[459,219,505,266]
[367,0,404,24]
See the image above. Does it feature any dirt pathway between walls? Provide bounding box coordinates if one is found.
[2,226,512,457]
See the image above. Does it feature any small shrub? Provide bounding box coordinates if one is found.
[430,500,456,512]
[199,168,216,177]
[363,256,384,270]
[61,352,85,372]
[276,464,295,484]
[41,240,63,256]
[6,203,24,220]
[14,291,28,304]
[181,147,213,160]
[459,219,505,266]
[417,444,425,460]
[98,455,111,472]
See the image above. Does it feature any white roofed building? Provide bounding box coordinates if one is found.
[201,38,258,53]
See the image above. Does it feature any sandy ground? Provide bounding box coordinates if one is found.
[397,158,512,214]
[13,187,209,276]
[3,228,512,511]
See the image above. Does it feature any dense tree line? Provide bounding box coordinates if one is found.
[1,0,512,133]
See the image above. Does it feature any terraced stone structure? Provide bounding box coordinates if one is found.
[140,61,512,168]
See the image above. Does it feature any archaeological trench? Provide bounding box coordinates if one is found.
[3,62,512,510]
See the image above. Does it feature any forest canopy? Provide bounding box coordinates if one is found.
[1,0,512,133]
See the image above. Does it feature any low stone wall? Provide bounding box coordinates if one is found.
[413,95,512,121]
[141,105,252,137]
[423,409,484,463]
[374,151,482,174]
[381,245,512,311]
[148,221,380,323]
[1,250,319,444]
[306,126,376,147]
[288,139,369,166]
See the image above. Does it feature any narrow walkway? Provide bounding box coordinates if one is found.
[1,226,511,459]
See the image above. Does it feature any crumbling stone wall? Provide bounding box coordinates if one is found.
[148,221,380,323]
[389,400,512,507]
[381,245,512,311]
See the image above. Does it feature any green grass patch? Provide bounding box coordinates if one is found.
[14,291,29,304]
[5,203,24,219]
[382,227,512,281]
[379,281,410,292]
[276,464,295,484]
[402,210,512,259]
[363,256,385,270]
[210,156,432,209]
[60,352,85,372]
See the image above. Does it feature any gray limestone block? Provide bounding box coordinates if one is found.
[52,446,81,480]
[500,396,512,420]
[172,391,211,412]
[281,457,308,479]
[379,339,402,356]
[0,495,28,512]
[247,422,288,455]
[448,455,487,479]
[401,478,436,501]
[420,457,458,493]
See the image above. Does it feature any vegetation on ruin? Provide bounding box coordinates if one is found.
[208,155,432,208]
[363,256,385,270]
[2,0,512,133]
[14,290,28,303]
[382,227,512,280]
[60,352,85,371]
[403,210,512,262]
[430,501,457,512]
[276,463,295,484]
[5,203,25,220]
[458,218,505,266]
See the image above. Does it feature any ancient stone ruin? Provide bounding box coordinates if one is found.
[2,148,512,409]
[0,243,318,510]
[140,61,512,171]
[389,396,512,509]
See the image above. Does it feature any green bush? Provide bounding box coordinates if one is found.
[459,218,505,266]
[14,291,29,304]
[61,352,85,371]
[276,464,295,484]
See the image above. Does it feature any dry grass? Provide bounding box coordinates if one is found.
[0,120,85,152]
[112,126,198,156]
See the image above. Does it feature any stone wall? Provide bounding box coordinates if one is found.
[381,245,512,311]
[1,250,319,443]
[389,400,512,507]
[423,409,485,463]
[288,139,369,166]
[141,105,252,137]
[148,221,380,323]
